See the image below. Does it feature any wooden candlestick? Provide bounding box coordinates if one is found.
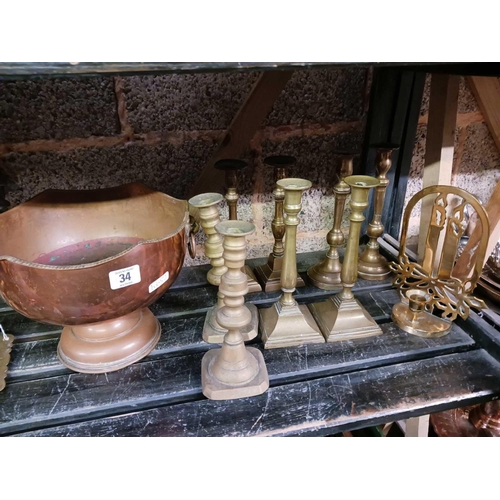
[259,178,324,348]
[201,220,269,400]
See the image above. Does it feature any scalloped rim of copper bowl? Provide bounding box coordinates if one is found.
[0,183,189,271]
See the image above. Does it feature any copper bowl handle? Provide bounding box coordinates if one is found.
[187,217,198,259]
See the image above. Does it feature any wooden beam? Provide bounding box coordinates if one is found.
[454,78,500,277]
[417,74,460,260]
[467,76,500,151]
[189,70,293,197]
[454,179,500,278]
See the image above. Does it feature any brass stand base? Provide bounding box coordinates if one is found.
[357,251,391,281]
[391,302,451,338]
[201,347,269,400]
[245,265,262,293]
[308,294,382,342]
[259,301,324,349]
[306,259,342,291]
[58,308,160,374]
[203,303,259,343]
[254,254,305,292]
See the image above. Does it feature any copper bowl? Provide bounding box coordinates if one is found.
[0,183,193,373]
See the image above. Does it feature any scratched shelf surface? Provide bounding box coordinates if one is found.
[1,250,499,437]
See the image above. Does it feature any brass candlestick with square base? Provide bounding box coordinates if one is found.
[214,159,262,293]
[358,145,398,280]
[255,155,305,291]
[259,178,324,349]
[307,154,354,290]
[309,175,383,341]
[202,220,269,400]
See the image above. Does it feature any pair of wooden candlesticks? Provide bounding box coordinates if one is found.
[188,148,396,400]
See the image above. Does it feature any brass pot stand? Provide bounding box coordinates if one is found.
[307,154,354,290]
[254,155,305,292]
[259,178,324,349]
[358,145,398,280]
[214,159,262,293]
[201,220,269,400]
[308,175,383,341]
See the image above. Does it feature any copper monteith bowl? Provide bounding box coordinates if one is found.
[0,183,192,374]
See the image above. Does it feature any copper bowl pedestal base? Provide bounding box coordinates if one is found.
[58,308,161,374]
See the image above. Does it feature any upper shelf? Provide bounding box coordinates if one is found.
[2,62,500,80]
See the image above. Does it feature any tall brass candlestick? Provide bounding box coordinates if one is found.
[259,178,324,349]
[255,155,305,291]
[188,193,227,286]
[307,155,354,289]
[201,220,269,400]
[214,158,262,293]
[309,175,383,341]
[358,146,398,280]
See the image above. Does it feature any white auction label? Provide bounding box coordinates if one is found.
[109,264,141,290]
[149,270,170,293]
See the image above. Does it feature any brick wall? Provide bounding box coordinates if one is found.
[1,69,498,266]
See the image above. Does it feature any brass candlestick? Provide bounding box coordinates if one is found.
[201,220,269,400]
[188,193,227,286]
[358,146,398,280]
[255,156,305,292]
[259,178,324,349]
[391,289,451,337]
[214,159,262,293]
[309,175,383,341]
[307,155,354,290]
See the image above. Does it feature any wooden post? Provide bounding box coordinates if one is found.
[417,74,460,261]
[189,70,293,197]
[453,77,500,275]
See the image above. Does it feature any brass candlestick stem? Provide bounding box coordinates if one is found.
[309,175,383,341]
[188,193,227,286]
[201,220,269,400]
[307,155,354,290]
[255,156,305,292]
[259,178,324,349]
[214,159,262,293]
[358,146,397,280]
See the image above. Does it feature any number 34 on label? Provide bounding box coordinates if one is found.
[109,265,141,290]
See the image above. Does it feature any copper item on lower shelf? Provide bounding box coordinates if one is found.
[214,158,262,293]
[201,220,269,400]
[358,145,398,280]
[308,175,383,341]
[307,154,354,290]
[259,178,324,349]
[390,185,489,338]
[431,401,500,437]
[254,155,305,291]
[0,183,194,374]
